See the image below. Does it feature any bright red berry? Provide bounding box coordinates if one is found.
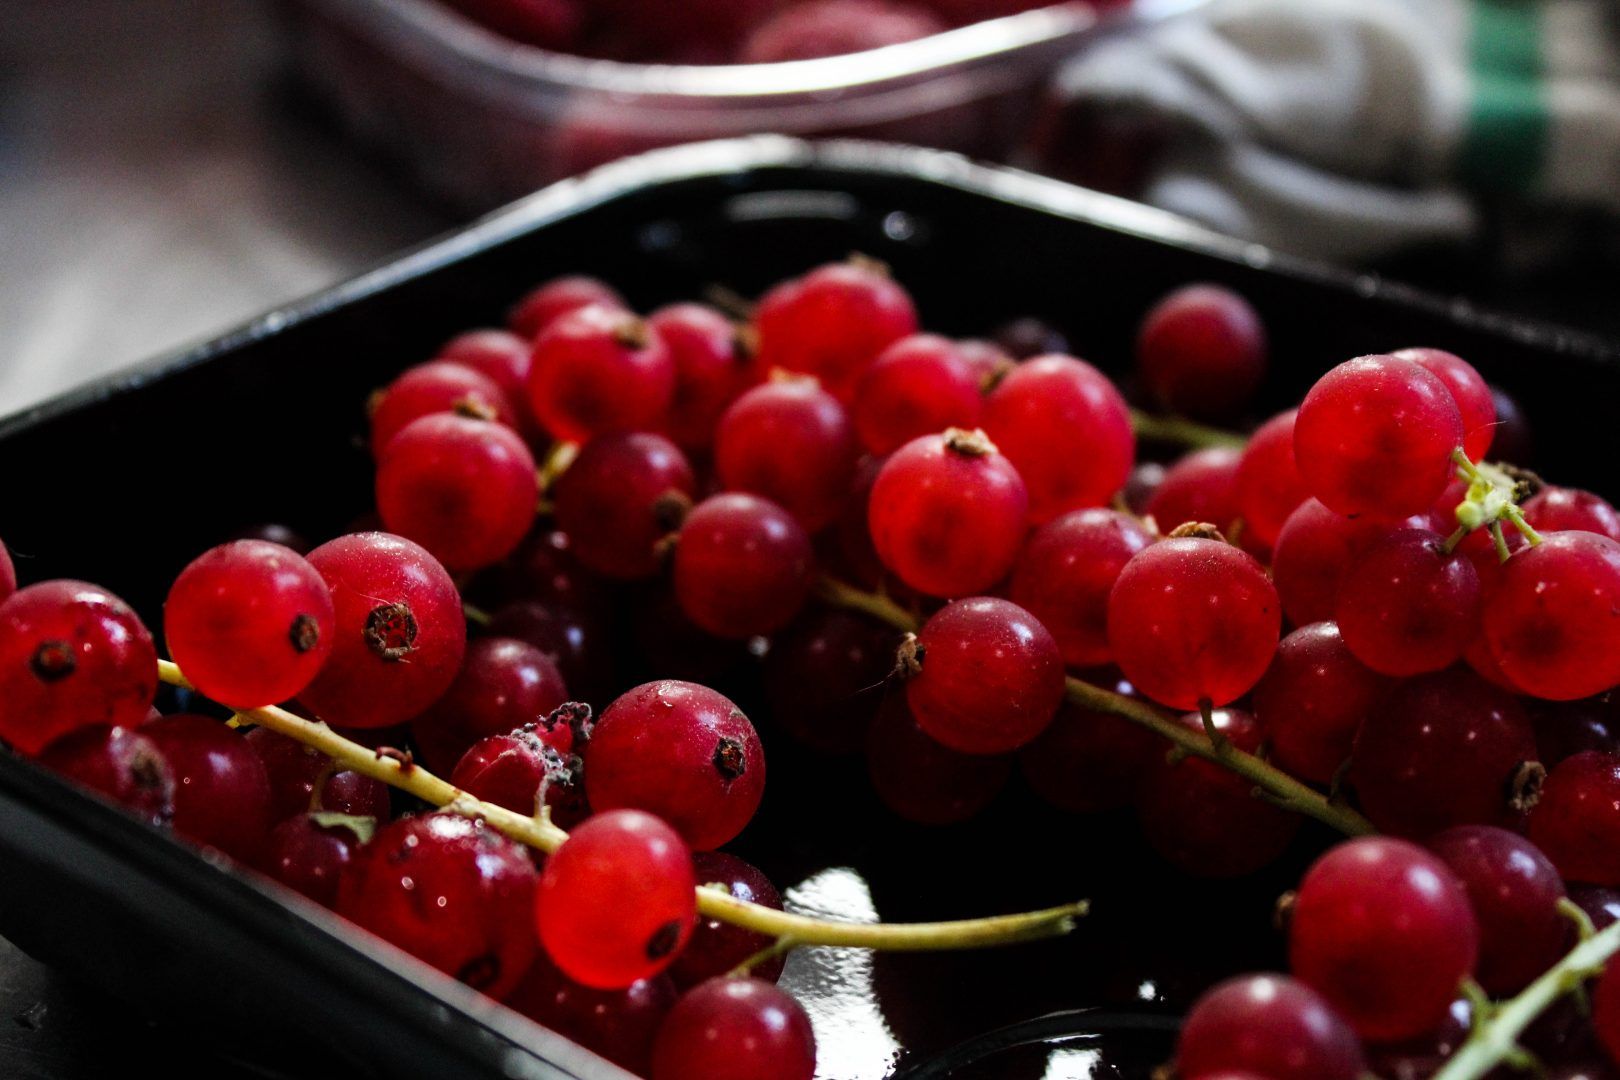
[651,976,816,1080]
[1483,531,1620,701]
[651,303,760,452]
[1009,509,1151,669]
[1524,486,1620,543]
[451,724,587,827]
[1136,284,1267,421]
[713,376,859,533]
[369,360,518,454]
[436,329,538,434]
[411,636,569,774]
[1234,409,1307,549]
[528,304,674,442]
[752,259,918,402]
[1392,347,1495,462]
[851,334,983,456]
[1177,973,1365,1080]
[673,493,815,639]
[1144,447,1243,535]
[1335,528,1482,676]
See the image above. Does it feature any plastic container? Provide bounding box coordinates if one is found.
[279,0,1204,208]
[0,138,1614,1079]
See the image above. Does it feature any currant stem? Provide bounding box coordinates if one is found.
[1432,918,1620,1080]
[816,579,1376,837]
[729,936,800,978]
[1128,409,1246,451]
[155,660,1087,952]
[1503,505,1543,547]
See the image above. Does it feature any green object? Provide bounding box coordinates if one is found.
[1460,0,1548,192]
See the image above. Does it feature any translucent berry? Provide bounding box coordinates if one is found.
[851,334,982,456]
[412,636,569,774]
[508,275,625,339]
[1136,284,1267,421]
[762,610,896,754]
[651,303,759,452]
[1529,751,1620,885]
[902,597,1063,755]
[673,493,814,639]
[529,304,674,442]
[1020,684,1162,814]
[866,696,1010,824]
[39,725,174,826]
[670,852,785,988]
[451,725,587,828]
[1429,825,1568,994]
[752,259,918,402]
[0,580,158,755]
[245,726,391,824]
[1234,409,1307,549]
[339,813,538,997]
[1293,355,1463,518]
[713,377,859,533]
[506,952,677,1076]
[1177,973,1365,1080]
[436,329,538,434]
[868,429,1028,597]
[587,681,765,850]
[164,540,335,710]
[1483,531,1620,701]
[1271,499,1423,626]
[1289,836,1478,1041]
[261,814,367,908]
[1009,509,1152,668]
[553,432,695,580]
[144,714,273,863]
[1392,347,1495,462]
[1144,447,1243,535]
[488,598,614,707]
[1106,535,1280,710]
[376,413,539,572]
[370,360,518,454]
[1524,487,1620,543]
[536,808,696,989]
[1251,622,1390,785]
[299,533,466,729]
[1335,528,1482,676]
[739,0,945,62]
[981,354,1134,522]
[651,976,816,1080]
[1137,708,1301,877]
[1350,668,1536,838]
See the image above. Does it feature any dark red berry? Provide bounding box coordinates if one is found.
[651,303,760,453]
[1429,825,1568,994]
[412,636,569,775]
[487,599,614,709]
[1530,751,1620,885]
[245,726,391,824]
[529,304,674,442]
[144,714,273,864]
[38,725,174,827]
[505,951,677,1076]
[739,0,945,62]
[451,724,587,828]
[713,376,859,533]
[762,610,896,755]
[508,275,625,340]
[673,493,815,640]
[1525,486,1620,543]
[669,852,785,988]
[1176,973,1365,1080]
[1271,499,1424,626]
[650,976,816,1080]
[553,432,696,581]
[851,334,982,456]
[1020,687,1162,814]
[1144,447,1243,535]
[866,696,1010,825]
[1009,509,1152,669]
[1136,284,1267,421]
[1335,528,1482,676]
[261,813,367,908]
[1251,622,1390,785]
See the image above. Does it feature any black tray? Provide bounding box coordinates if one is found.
[2,138,1618,1080]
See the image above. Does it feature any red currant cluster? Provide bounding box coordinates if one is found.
[3,246,1619,1080]
[438,0,1072,62]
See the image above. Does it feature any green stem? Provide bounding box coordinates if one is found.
[1129,409,1247,450]
[817,577,1375,838]
[1433,920,1620,1080]
[1503,505,1544,547]
[729,936,800,977]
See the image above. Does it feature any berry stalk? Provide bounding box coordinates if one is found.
[155,659,1087,951]
[1128,409,1247,450]
[816,578,1375,837]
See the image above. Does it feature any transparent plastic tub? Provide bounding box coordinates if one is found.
[280,0,1202,209]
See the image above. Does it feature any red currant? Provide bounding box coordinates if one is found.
[436,329,539,435]
[1524,486,1620,543]
[1429,825,1568,994]
[505,951,677,1076]
[0,580,158,755]
[144,714,273,863]
[762,610,897,754]
[1335,527,1482,676]
[412,636,569,774]
[851,334,982,456]
[669,852,785,987]
[553,432,696,580]
[1532,696,1620,769]
[1271,498,1424,626]
[1594,954,1620,1069]
[674,493,814,639]
[451,726,586,827]
[1251,622,1391,785]
[713,376,859,533]
[0,537,14,603]
[529,304,674,442]
[489,598,614,706]
[245,726,391,823]
[508,275,625,339]
[1529,751,1620,885]
[1020,683,1162,814]
[369,360,518,454]
[868,429,1027,598]
[1144,447,1243,535]
[752,259,918,402]
[1177,973,1365,1080]
[1483,531,1620,701]
[650,976,816,1080]
[1491,384,1533,463]
[587,680,765,850]
[39,724,174,827]
[261,814,366,908]
[651,303,760,452]
[1009,509,1151,668]
[536,808,696,989]
[866,696,1011,825]
[1391,347,1495,462]
[1136,283,1267,421]
[1234,409,1307,549]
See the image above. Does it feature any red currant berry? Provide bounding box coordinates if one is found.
[1524,486,1620,543]
[370,360,518,454]
[673,493,815,640]
[752,259,918,402]
[508,275,625,339]
[1532,696,1620,769]
[144,715,273,863]
[739,0,945,62]
[1144,447,1243,535]
[1009,509,1151,669]
[436,329,538,434]
[0,537,14,603]
[1294,354,1463,518]
[587,681,765,850]
[651,303,760,452]
[1289,836,1479,1042]
[1136,284,1267,421]
[412,636,569,775]
[245,727,391,823]
[866,696,1011,824]
[300,533,466,729]
[261,813,366,908]
[1251,622,1391,785]
[868,429,1028,597]
[992,316,1068,359]
[39,725,174,826]
[1106,535,1280,710]
[506,952,677,1076]
[669,852,785,987]
[0,580,158,755]
[1529,751,1620,885]
[1392,347,1495,462]
[1137,708,1301,877]
[529,304,674,442]
[1271,498,1423,626]
[536,808,696,989]
[762,610,897,754]
[851,334,982,456]
[1351,668,1536,837]
[902,597,1063,755]
[1234,409,1307,549]
[1335,528,1482,676]
[713,377,859,533]
[553,432,695,581]
[339,813,538,997]
[1491,384,1533,463]
[451,726,586,827]
[484,528,609,613]
[1177,973,1365,1080]
[488,599,613,705]
[651,976,815,1080]
[1020,687,1163,814]
[164,540,335,710]
[376,414,538,573]
[1429,825,1568,994]
[981,354,1134,522]
[1484,531,1620,701]
[954,338,1014,384]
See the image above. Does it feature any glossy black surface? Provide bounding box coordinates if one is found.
[0,138,1616,1079]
